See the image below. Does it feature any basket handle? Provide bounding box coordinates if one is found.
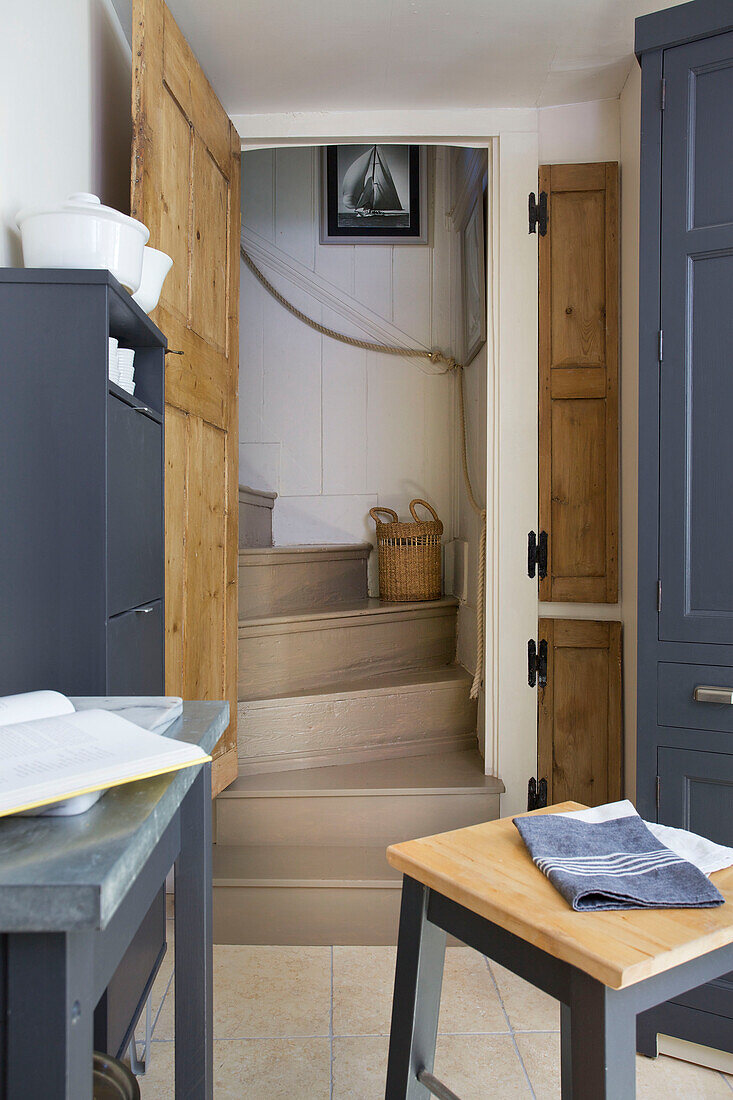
[409,498,440,524]
[369,507,399,525]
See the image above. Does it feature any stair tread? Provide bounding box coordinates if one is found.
[239,595,458,629]
[241,663,473,705]
[239,542,371,557]
[219,748,502,798]
[213,842,402,887]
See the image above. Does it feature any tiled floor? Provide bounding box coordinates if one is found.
[138,920,733,1098]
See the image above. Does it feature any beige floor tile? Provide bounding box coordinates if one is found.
[333,946,507,1036]
[139,1037,331,1099]
[333,1036,390,1099]
[154,945,332,1041]
[439,949,509,1034]
[333,946,396,1035]
[333,1034,530,1100]
[490,960,561,1031]
[516,1032,732,1099]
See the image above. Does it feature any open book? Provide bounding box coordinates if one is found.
[0,691,209,818]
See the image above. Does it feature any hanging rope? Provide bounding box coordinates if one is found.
[241,243,486,700]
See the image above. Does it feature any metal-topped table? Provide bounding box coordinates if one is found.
[0,700,227,1099]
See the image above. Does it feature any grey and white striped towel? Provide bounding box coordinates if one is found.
[513,812,725,911]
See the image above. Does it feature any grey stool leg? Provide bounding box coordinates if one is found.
[561,973,636,1098]
[385,876,447,1100]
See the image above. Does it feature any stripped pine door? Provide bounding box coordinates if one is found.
[537,618,622,806]
[538,163,619,602]
[131,0,240,794]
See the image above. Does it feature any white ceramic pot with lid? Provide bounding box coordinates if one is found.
[132,246,174,314]
[16,193,150,292]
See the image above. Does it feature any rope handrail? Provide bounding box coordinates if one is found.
[241,242,486,699]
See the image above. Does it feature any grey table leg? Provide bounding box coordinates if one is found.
[561,973,636,1098]
[385,876,447,1100]
[175,762,213,1099]
[5,931,94,1099]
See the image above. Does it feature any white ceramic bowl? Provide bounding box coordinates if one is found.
[16,193,149,292]
[132,246,173,314]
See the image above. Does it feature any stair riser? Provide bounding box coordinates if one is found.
[237,680,476,772]
[216,790,499,847]
[239,554,368,618]
[214,885,402,945]
[239,486,275,549]
[238,608,457,699]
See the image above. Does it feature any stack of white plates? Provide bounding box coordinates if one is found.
[108,337,118,382]
[111,347,136,395]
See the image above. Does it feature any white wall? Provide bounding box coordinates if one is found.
[0,0,131,267]
[239,146,461,559]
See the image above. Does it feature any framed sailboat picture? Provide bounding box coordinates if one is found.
[321,145,428,244]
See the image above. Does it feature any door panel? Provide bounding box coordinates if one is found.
[657,747,733,1023]
[107,395,163,617]
[131,0,240,794]
[107,601,164,695]
[537,618,623,806]
[659,32,733,645]
[538,162,619,603]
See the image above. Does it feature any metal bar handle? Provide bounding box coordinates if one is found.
[694,685,733,705]
[417,1069,463,1100]
[135,605,156,614]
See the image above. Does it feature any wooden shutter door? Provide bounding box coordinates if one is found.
[538,163,619,602]
[131,0,240,794]
[537,618,622,806]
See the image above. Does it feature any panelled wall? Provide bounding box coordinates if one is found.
[239,145,487,670]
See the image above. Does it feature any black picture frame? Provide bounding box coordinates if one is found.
[321,145,428,245]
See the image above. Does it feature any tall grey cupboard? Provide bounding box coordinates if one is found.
[635,0,733,1056]
[0,269,167,1060]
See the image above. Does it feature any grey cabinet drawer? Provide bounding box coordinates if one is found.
[95,887,167,1058]
[107,394,163,616]
[107,600,163,695]
[658,662,733,734]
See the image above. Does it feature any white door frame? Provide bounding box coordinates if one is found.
[236,110,539,815]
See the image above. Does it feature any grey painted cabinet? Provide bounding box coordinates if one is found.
[0,269,167,1059]
[636,1,733,1056]
[0,270,165,697]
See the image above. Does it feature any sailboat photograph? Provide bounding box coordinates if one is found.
[321,144,428,244]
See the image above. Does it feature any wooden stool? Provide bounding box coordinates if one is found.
[384,803,733,1099]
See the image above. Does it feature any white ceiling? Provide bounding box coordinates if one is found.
[119,0,687,116]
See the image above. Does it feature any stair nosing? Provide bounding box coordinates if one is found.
[239,543,371,561]
[219,749,503,799]
[238,596,459,632]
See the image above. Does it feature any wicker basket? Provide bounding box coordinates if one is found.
[369,499,443,602]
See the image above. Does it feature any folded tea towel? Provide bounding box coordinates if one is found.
[513,812,725,911]
[560,800,733,876]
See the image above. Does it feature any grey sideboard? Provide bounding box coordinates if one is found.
[0,700,227,1099]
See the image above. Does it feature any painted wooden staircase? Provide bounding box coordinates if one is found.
[213,516,503,945]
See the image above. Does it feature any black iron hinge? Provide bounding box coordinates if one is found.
[660,77,666,110]
[527,776,548,811]
[528,637,548,688]
[656,775,661,815]
[529,191,548,236]
[528,530,548,579]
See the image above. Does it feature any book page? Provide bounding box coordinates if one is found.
[0,710,207,815]
[0,691,74,727]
